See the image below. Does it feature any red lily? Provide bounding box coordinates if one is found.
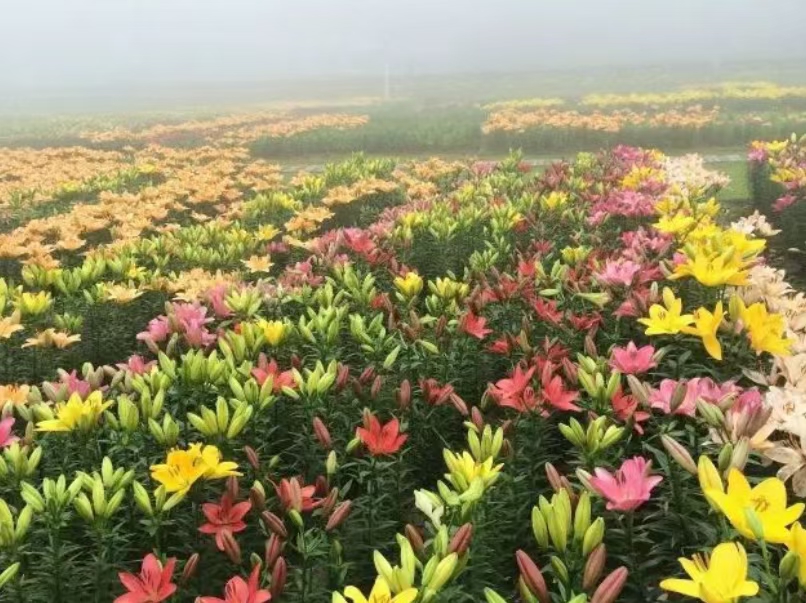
[198,564,271,603]
[532,298,563,325]
[486,336,512,355]
[199,492,252,551]
[251,355,296,393]
[610,387,650,434]
[356,414,408,456]
[114,553,177,603]
[489,364,537,412]
[419,378,468,415]
[460,311,493,340]
[274,477,322,513]
[540,367,581,412]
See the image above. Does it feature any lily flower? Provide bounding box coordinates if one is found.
[683,302,725,360]
[703,468,804,543]
[357,414,408,456]
[609,341,656,374]
[199,492,252,551]
[114,553,177,603]
[660,542,758,603]
[334,576,417,603]
[198,564,271,603]
[638,287,693,336]
[589,456,662,512]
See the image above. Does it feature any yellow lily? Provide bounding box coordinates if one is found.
[737,299,793,357]
[660,542,759,603]
[655,213,696,237]
[334,576,417,603]
[150,443,240,496]
[638,287,694,336]
[443,450,503,492]
[683,302,725,360]
[257,318,287,346]
[394,272,423,299]
[672,253,748,287]
[703,468,804,544]
[36,392,112,432]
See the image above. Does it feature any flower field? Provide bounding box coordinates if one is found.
[1,116,806,603]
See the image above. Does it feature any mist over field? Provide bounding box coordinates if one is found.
[1,0,806,111]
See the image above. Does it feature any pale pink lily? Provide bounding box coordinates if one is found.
[609,341,656,374]
[589,456,662,512]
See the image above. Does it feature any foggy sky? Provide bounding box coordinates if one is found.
[1,0,805,94]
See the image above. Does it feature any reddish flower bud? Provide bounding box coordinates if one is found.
[290,354,302,370]
[226,476,239,500]
[397,379,412,410]
[359,366,375,385]
[591,567,629,603]
[314,475,329,497]
[312,417,332,449]
[271,557,287,599]
[264,534,284,570]
[351,379,364,397]
[515,550,549,603]
[325,500,353,532]
[584,334,598,357]
[335,363,350,392]
[370,375,383,400]
[405,524,426,557]
[545,463,563,492]
[261,511,288,538]
[448,523,473,556]
[435,315,447,337]
[561,357,578,384]
[321,488,339,516]
[450,393,469,416]
[221,530,242,565]
[180,553,199,586]
[583,544,607,591]
[244,446,260,470]
[470,406,484,431]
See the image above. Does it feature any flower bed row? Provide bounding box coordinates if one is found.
[0,146,804,602]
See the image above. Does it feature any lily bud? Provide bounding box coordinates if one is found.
[397,380,412,410]
[582,518,605,557]
[221,530,241,565]
[515,550,549,603]
[335,363,350,391]
[780,550,799,584]
[591,566,628,603]
[250,483,266,510]
[226,476,239,500]
[583,544,606,590]
[670,381,688,413]
[265,534,283,569]
[405,524,426,558]
[312,417,332,449]
[358,366,375,385]
[325,501,353,532]
[370,375,383,400]
[244,446,260,470]
[730,437,750,472]
[180,553,199,586]
[271,557,287,599]
[661,434,698,475]
[448,523,473,556]
[321,488,338,516]
[545,463,563,492]
[470,407,484,431]
[261,511,288,538]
